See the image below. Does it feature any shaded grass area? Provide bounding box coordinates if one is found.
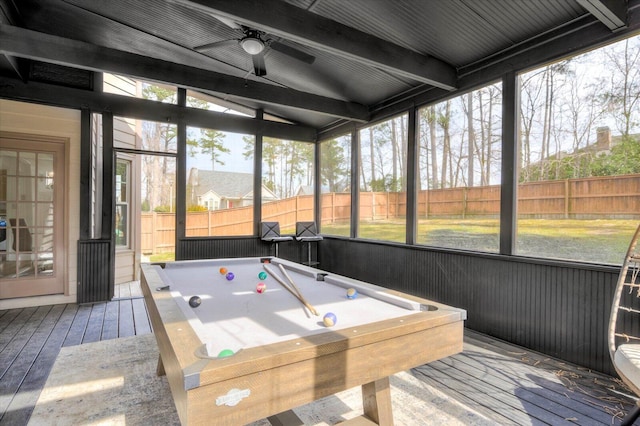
[322,219,638,265]
[147,252,175,262]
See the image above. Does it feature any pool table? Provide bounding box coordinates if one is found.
[141,257,466,425]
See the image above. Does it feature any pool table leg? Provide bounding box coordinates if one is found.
[361,377,394,425]
[156,355,165,376]
[267,409,305,425]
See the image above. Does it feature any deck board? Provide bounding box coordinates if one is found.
[0,306,50,378]
[436,355,589,425]
[0,305,62,417]
[0,296,637,425]
[449,343,617,424]
[131,297,151,335]
[101,299,120,340]
[118,299,135,337]
[61,304,91,347]
[0,304,79,426]
[82,302,106,343]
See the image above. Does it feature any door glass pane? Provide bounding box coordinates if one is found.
[115,159,130,248]
[18,152,35,175]
[1,148,56,280]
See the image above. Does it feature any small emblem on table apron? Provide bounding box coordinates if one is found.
[216,388,251,406]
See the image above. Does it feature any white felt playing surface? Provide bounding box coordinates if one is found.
[154,258,421,357]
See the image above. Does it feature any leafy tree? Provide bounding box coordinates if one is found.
[321,139,348,192]
[187,204,208,212]
[140,84,177,211]
[592,136,640,176]
[197,128,228,170]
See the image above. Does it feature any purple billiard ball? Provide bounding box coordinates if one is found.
[225,272,235,281]
[323,312,337,327]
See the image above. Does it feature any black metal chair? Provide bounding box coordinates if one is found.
[295,221,323,266]
[260,222,292,257]
[609,223,640,425]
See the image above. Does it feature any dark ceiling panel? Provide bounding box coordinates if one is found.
[4,0,640,130]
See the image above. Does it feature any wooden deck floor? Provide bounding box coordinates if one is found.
[0,282,638,425]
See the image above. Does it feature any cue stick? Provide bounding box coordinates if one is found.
[263,264,319,316]
[278,263,318,315]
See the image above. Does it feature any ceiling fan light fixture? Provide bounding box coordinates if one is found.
[240,37,265,55]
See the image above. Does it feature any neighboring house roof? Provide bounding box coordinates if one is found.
[188,168,278,200]
[522,127,640,171]
[296,185,314,196]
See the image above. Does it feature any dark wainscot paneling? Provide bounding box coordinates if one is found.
[319,237,619,376]
[177,237,301,262]
[77,239,113,303]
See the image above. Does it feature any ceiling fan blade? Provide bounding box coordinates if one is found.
[194,39,238,52]
[270,41,316,64]
[211,14,242,30]
[252,52,267,77]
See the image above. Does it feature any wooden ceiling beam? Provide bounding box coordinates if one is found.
[171,0,458,90]
[0,25,369,123]
[0,76,318,141]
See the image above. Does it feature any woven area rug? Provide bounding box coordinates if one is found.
[29,334,493,425]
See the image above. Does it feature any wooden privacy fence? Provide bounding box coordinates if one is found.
[141,174,640,254]
[141,195,315,254]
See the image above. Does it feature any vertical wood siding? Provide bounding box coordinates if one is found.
[77,240,113,303]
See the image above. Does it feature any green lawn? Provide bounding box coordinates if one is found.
[143,219,637,265]
[147,252,175,262]
[322,218,638,264]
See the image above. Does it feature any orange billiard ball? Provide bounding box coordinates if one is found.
[219,267,228,275]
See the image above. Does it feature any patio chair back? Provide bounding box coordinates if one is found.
[609,223,640,423]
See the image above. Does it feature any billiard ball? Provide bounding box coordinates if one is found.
[256,282,266,293]
[258,271,268,280]
[323,312,337,327]
[219,267,227,275]
[225,272,235,281]
[346,288,358,299]
[188,295,201,308]
[218,349,234,358]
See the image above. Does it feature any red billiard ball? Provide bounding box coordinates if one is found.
[256,282,266,293]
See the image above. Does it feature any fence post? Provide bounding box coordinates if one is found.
[387,192,390,219]
[152,212,157,255]
[565,179,570,219]
[425,189,429,219]
[463,187,468,219]
[332,192,336,223]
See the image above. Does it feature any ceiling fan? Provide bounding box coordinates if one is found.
[194,26,315,77]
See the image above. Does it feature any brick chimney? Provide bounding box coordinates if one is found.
[596,127,612,150]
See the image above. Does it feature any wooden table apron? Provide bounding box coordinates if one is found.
[141,259,465,426]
